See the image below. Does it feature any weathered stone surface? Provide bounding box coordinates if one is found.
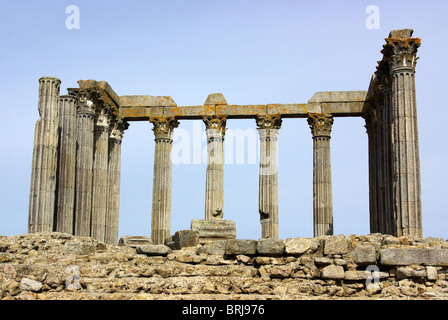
[204,93,227,105]
[191,219,236,243]
[314,257,333,266]
[225,240,257,256]
[197,240,226,255]
[257,239,285,256]
[19,278,42,292]
[426,266,438,281]
[172,230,199,249]
[380,248,448,266]
[350,245,377,265]
[63,241,96,255]
[136,244,171,256]
[321,265,344,280]
[284,238,320,255]
[118,235,152,248]
[323,236,348,255]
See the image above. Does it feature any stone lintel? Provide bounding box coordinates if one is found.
[191,219,236,244]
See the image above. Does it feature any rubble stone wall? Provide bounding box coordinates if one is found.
[1,232,448,300]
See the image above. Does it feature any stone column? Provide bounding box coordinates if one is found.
[364,105,379,234]
[90,108,111,242]
[73,90,96,237]
[383,29,422,237]
[256,115,281,239]
[105,120,128,245]
[28,77,61,233]
[55,95,78,234]
[203,116,227,220]
[308,113,334,237]
[150,117,179,244]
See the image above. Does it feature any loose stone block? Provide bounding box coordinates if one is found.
[314,257,333,267]
[197,240,226,255]
[426,266,438,281]
[344,270,389,281]
[136,244,171,256]
[350,245,377,266]
[225,239,257,256]
[20,278,43,292]
[323,236,348,255]
[118,235,153,248]
[257,239,285,256]
[380,248,448,266]
[191,219,236,243]
[284,238,320,255]
[172,230,199,249]
[63,241,97,255]
[321,265,345,280]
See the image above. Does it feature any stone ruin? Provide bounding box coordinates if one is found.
[27,29,423,246]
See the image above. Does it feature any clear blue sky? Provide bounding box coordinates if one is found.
[0,0,447,240]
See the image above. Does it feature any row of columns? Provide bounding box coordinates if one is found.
[148,113,334,243]
[364,29,422,238]
[28,78,128,244]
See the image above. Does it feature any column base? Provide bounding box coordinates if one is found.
[191,219,236,244]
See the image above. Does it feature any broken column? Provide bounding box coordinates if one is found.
[256,114,282,239]
[90,107,111,242]
[150,116,179,244]
[308,113,334,237]
[383,29,422,237]
[72,89,96,237]
[105,119,128,245]
[28,77,61,233]
[55,94,78,234]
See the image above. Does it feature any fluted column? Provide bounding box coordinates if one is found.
[364,105,379,233]
[73,90,96,237]
[308,113,334,237]
[150,117,179,244]
[203,116,226,220]
[55,95,78,234]
[90,109,111,242]
[28,77,61,233]
[105,120,128,245]
[256,115,281,239]
[383,29,422,237]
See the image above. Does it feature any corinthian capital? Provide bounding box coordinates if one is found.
[150,116,179,141]
[382,29,420,72]
[308,113,333,138]
[256,114,282,130]
[203,116,227,140]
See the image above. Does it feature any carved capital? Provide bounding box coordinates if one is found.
[150,116,179,142]
[109,119,129,143]
[363,105,377,135]
[203,116,227,142]
[69,88,97,118]
[308,113,333,138]
[256,114,282,130]
[382,37,420,72]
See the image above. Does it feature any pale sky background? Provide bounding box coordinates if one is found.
[0,0,447,241]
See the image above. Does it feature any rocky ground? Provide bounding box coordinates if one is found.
[1,232,448,300]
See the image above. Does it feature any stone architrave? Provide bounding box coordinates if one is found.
[203,115,227,220]
[72,89,96,237]
[55,94,78,234]
[105,119,128,245]
[28,77,61,233]
[308,113,334,237]
[383,29,422,238]
[90,108,111,242]
[150,116,179,244]
[256,114,282,239]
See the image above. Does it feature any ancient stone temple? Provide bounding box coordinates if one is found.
[28,29,423,244]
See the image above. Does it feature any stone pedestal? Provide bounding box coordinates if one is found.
[308,113,334,237]
[150,117,179,244]
[28,77,61,233]
[191,219,236,244]
[55,94,78,234]
[256,115,281,239]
